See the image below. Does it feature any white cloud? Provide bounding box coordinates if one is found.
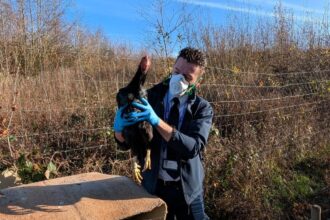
[234,0,324,14]
[177,0,274,17]
[177,0,318,22]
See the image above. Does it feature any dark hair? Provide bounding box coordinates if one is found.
[177,47,206,67]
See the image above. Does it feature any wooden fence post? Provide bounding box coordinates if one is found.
[311,204,321,220]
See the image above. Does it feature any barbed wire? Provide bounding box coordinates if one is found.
[1,58,329,162]
[214,99,328,118]
[0,96,327,117]
[50,143,110,155]
[0,99,327,140]
[9,76,330,88]
[215,112,330,145]
[31,120,330,162]
[1,105,115,113]
[206,65,330,76]
[3,46,330,76]
[209,92,320,104]
[1,111,328,172]
[264,126,330,156]
[1,75,329,110]
[208,125,330,156]
[201,80,329,88]
[0,92,324,113]
[2,127,111,139]
[18,123,330,162]
[216,103,327,127]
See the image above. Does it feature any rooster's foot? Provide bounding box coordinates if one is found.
[142,149,151,171]
[133,159,143,184]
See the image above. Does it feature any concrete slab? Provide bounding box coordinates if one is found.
[0,172,167,220]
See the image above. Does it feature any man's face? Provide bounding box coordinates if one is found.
[172,57,203,85]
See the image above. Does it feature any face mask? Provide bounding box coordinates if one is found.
[169,73,189,97]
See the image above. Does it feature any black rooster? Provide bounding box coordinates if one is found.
[116,56,153,184]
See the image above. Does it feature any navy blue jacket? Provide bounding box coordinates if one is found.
[141,80,213,205]
[115,80,213,204]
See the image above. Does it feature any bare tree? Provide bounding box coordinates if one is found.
[140,0,194,73]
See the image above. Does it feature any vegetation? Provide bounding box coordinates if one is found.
[0,0,329,219]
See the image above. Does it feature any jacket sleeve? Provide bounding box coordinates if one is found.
[167,101,213,160]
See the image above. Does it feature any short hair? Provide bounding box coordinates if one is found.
[177,47,206,67]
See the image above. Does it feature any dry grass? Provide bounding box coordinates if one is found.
[0,0,329,219]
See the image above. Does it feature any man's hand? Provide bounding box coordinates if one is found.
[113,105,139,132]
[131,98,160,126]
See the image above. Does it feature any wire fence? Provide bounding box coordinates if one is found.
[0,101,324,140]
[0,99,325,140]
[0,92,325,113]
[206,65,330,76]
[3,73,329,87]
[4,46,330,76]
[16,112,329,162]
[213,99,328,118]
[0,61,329,166]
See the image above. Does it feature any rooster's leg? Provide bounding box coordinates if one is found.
[142,149,151,171]
[133,156,143,184]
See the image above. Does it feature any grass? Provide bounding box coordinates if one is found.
[0,0,329,219]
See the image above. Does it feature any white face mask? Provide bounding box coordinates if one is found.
[169,73,189,97]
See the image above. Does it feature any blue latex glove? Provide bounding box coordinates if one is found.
[113,105,139,132]
[131,98,160,126]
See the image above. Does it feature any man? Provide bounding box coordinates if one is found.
[114,47,213,220]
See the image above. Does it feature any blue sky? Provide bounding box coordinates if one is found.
[72,0,329,49]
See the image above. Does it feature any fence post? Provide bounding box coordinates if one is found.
[311,204,321,220]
